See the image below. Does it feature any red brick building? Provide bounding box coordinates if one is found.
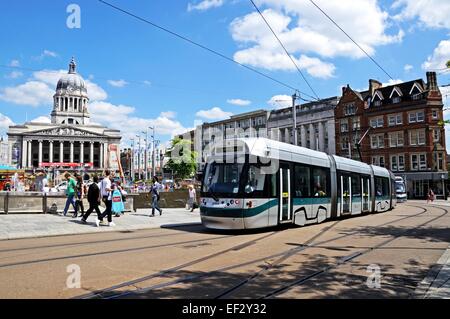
[336,72,447,199]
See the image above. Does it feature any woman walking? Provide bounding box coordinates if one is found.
[187,185,197,212]
[150,176,163,217]
[63,173,78,217]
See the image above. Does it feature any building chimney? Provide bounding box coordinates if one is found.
[427,71,438,91]
[369,79,382,96]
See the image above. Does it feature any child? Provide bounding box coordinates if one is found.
[111,183,125,217]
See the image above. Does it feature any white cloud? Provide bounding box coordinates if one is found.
[0,81,54,107]
[196,107,233,120]
[33,50,58,60]
[227,99,251,106]
[383,79,403,86]
[422,40,450,71]
[89,101,188,140]
[108,79,129,88]
[230,2,403,77]
[5,69,108,105]
[143,80,152,86]
[5,71,23,79]
[85,80,108,101]
[404,64,413,72]
[188,0,224,12]
[161,111,176,119]
[0,113,14,136]
[268,94,291,109]
[393,0,450,29]
[9,60,20,67]
[31,116,51,124]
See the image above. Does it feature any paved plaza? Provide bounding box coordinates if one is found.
[0,200,448,299]
[0,209,201,240]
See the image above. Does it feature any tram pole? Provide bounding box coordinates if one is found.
[292,91,299,146]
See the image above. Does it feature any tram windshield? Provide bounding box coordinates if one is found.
[395,182,406,193]
[202,162,244,195]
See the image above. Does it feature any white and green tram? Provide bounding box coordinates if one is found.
[200,138,397,230]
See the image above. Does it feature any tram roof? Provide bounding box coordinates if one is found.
[212,138,391,177]
[238,138,331,168]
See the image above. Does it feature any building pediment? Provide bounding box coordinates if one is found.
[27,126,105,138]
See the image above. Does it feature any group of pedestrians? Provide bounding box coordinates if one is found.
[62,171,167,226]
[62,170,127,227]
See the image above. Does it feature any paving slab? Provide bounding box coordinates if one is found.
[0,208,201,240]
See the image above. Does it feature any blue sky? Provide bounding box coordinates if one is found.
[1,0,450,147]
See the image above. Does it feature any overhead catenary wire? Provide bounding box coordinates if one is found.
[249,0,320,100]
[307,0,395,81]
[97,0,320,101]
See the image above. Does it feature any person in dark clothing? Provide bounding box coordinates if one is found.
[75,175,85,218]
[81,175,102,223]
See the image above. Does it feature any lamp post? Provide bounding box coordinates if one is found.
[292,91,300,146]
[136,134,141,180]
[142,130,149,181]
[130,138,134,182]
[149,126,156,178]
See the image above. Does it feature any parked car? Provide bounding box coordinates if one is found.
[51,181,67,193]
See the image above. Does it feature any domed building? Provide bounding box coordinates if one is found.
[7,58,122,172]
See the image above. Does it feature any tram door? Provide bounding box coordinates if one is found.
[362,176,370,212]
[279,164,292,223]
[340,174,351,215]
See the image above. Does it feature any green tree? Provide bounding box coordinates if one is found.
[447,60,450,69]
[164,137,198,179]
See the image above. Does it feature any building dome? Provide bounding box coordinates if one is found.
[56,58,87,94]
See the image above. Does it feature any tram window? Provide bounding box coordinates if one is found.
[312,168,328,197]
[294,165,310,197]
[268,173,277,197]
[351,175,361,197]
[244,166,266,194]
[375,177,389,197]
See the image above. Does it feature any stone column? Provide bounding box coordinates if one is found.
[80,142,84,164]
[327,120,336,155]
[301,125,307,148]
[90,142,94,165]
[309,123,316,150]
[27,140,32,168]
[104,143,109,169]
[38,140,43,166]
[49,141,54,163]
[22,138,28,168]
[100,143,104,169]
[284,128,290,144]
[318,122,325,152]
[70,141,74,163]
[60,141,64,163]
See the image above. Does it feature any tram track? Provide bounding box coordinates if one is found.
[212,204,430,299]
[77,230,279,299]
[261,205,449,299]
[0,233,237,269]
[83,204,431,299]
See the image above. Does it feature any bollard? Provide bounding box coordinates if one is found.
[43,193,47,214]
[4,192,9,214]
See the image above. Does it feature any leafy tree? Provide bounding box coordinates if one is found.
[164,137,198,179]
[447,60,450,69]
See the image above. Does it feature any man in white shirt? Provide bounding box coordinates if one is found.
[97,170,115,227]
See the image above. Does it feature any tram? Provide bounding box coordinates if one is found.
[200,138,397,230]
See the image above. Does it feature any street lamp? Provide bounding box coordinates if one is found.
[142,130,149,181]
[130,138,135,182]
[136,134,141,180]
[149,126,156,178]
